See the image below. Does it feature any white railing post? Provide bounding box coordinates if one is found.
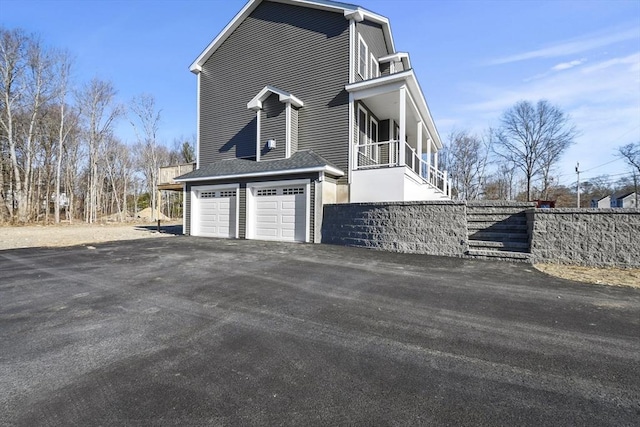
[426,138,431,182]
[399,86,406,167]
[443,170,448,195]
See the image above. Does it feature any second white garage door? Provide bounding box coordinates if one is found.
[252,184,308,242]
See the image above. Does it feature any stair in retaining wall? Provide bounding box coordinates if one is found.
[466,202,534,262]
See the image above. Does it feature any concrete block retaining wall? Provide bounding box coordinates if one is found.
[529,208,640,268]
[322,202,640,268]
[321,201,468,257]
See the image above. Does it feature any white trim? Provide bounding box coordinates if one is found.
[378,52,411,70]
[175,165,344,183]
[345,70,443,149]
[182,184,187,235]
[285,103,292,158]
[196,72,201,169]
[255,109,261,161]
[357,33,368,79]
[356,104,368,165]
[190,0,396,73]
[369,115,379,162]
[246,178,311,243]
[370,53,379,79]
[190,183,240,238]
[247,85,304,110]
[398,86,406,166]
[349,19,355,84]
[348,91,354,184]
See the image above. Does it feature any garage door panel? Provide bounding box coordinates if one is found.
[256,215,278,224]
[251,185,307,242]
[194,188,236,238]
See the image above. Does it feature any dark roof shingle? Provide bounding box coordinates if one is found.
[175,150,343,181]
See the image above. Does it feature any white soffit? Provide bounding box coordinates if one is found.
[345,70,443,149]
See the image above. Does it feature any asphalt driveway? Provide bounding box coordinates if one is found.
[1,237,639,426]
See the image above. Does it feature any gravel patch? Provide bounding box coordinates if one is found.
[0,222,179,250]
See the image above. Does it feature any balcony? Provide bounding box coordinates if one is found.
[352,140,451,202]
[158,163,196,190]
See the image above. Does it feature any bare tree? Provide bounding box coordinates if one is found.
[53,51,74,223]
[442,129,491,200]
[493,100,577,201]
[618,142,640,175]
[76,78,121,223]
[130,93,162,220]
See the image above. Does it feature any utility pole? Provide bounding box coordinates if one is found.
[575,162,580,208]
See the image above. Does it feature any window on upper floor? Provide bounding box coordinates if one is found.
[370,54,379,79]
[358,34,368,79]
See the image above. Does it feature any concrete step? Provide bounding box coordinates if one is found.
[468,240,529,250]
[467,214,527,223]
[467,222,528,232]
[466,207,531,214]
[468,231,529,242]
[466,248,532,262]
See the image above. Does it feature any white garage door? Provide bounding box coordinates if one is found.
[253,185,307,242]
[195,188,236,238]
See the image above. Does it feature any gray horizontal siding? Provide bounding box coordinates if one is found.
[260,93,286,160]
[185,184,192,235]
[355,19,390,81]
[200,1,350,183]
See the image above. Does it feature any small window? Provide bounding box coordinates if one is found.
[256,188,277,196]
[283,187,304,195]
[219,190,236,198]
[200,191,217,198]
[370,54,379,79]
[357,106,367,156]
[358,34,368,79]
[369,117,379,161]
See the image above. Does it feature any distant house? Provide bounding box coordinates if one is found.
[610,192,637,208]
[590,195,611,209]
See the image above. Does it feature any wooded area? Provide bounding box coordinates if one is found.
[0,28,194,224]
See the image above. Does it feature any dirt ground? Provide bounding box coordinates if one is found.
[0,222,179,250]
[0,223,637,288]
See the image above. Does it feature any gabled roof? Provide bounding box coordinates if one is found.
[190,0,394,73]
[247,85,304,111]
[175,150,344,182]
[612,191,635,200]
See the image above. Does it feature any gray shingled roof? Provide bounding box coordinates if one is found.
[175,150,343,182]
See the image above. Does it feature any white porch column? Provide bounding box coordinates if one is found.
[255,109,261,161]
[426,137,431,182]
[434,150,438,171]
[285,103,291,158]
[416,122,423,177]
[443,170,448,195]
[398,86,406,167]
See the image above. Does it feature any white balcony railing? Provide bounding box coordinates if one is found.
[355,140,451,197]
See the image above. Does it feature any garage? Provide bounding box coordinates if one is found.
[192,186,238,238]
[248,180,309,242]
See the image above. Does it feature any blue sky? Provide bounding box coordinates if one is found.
[3,0,639,187]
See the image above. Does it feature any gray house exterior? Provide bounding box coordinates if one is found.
[177,0,449,243]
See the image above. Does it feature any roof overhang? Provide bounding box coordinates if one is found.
[378,52,411,70]
[175,164,344,183]
[247,85,304,111]
[190,0,395,73]
[345,70,443,149]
